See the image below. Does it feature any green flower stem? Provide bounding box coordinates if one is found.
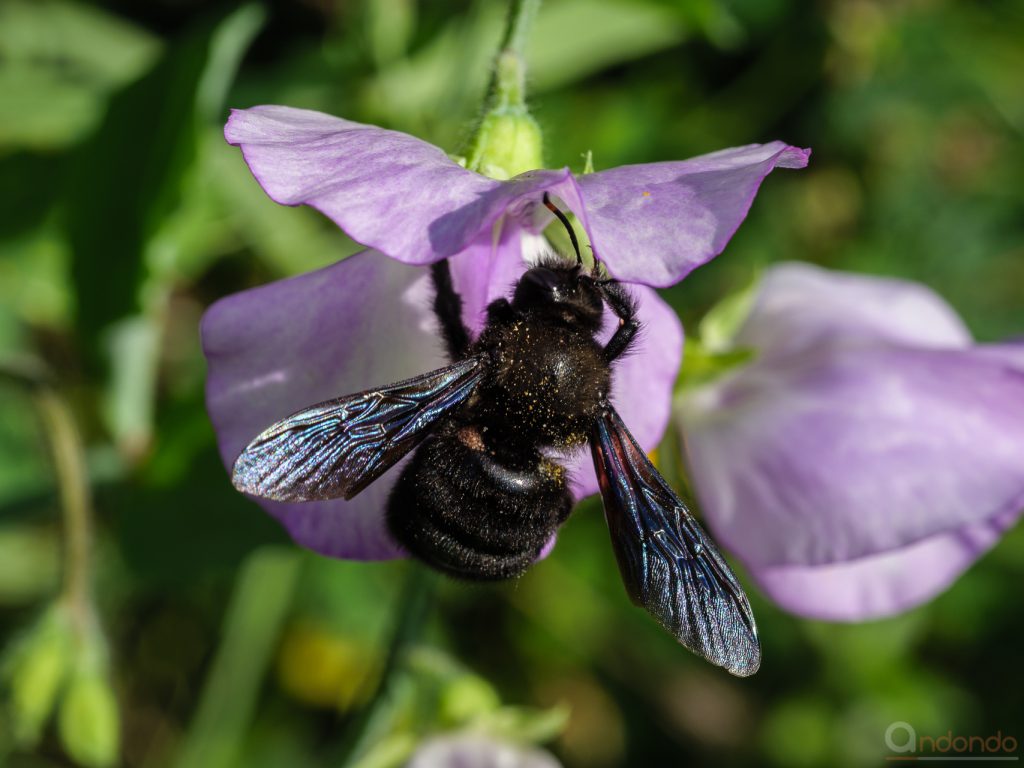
[466,0,543,178]
[339,565,439,766]
[491,0,540,109]
[0,359,95,635]
[34,389,93,627]
[500,0,541,62]
[173,548,301,768]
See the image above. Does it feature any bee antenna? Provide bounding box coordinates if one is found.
[542,192,583,268]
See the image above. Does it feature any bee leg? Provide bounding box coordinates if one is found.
[431,259,472,361]
[484,297,516,324]
[599,281,640,362]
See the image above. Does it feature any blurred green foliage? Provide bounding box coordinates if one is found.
[1,1,1022,766]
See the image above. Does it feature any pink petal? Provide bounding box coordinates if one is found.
[202,250,446,559]
[683,345,1024,571]
[225,105,577,267]
[752,507,1021,620]
[733,262,973,358]
[576,143,810,287]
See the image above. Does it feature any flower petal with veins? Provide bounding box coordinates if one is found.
[680,263,1024,620]
[209,104,802,562]
[203,251,440,559]
[225,105,807,284]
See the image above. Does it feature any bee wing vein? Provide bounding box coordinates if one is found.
[232,357,485,502]
[591,406,760,677]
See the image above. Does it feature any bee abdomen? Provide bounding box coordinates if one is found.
[386,424,571,581]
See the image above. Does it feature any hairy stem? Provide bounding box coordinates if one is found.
[501,0,541,63]
[489,0,540,110]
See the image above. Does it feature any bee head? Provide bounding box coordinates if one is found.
[511,193,609,328]
[512,262,605,327]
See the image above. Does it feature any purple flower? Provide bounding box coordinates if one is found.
[679,263,1024,621]
[407,734,562,768]
[202,105,808,560]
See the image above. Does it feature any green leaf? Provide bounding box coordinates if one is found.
[677,338,755,392]
[0,66,106,151]
[365,0,416,67]
[114,440,289,585]
[698,272,760,352]
[0,0,160,150]
[364,0,690,144]
[0,0,160,87]
[173,549,301,768]
[527,0,690,91]
[66,4,265,350]
[100,316,161,458]
[363,3,502,144]
[195,4,268,123]
[0,382,52,506]
[0,152,67,240]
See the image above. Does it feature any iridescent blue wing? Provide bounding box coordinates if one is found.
[590,405,760,677]
[232,356,486,502]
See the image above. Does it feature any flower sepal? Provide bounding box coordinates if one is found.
[468,108,544,180]
[677,337,755,392]
[675,278,762,392]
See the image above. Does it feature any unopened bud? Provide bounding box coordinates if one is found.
[4,609,72,746]
[439,673,501,726]
[58,663,120,767]
[469,110,544,180]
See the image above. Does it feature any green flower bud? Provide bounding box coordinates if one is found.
[478,703,570,745]
[439,674,501,726]
[470,111,543,180]
[4,609,73,747]
[58,664,120,768]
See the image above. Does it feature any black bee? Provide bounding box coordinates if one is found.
[232,196,760,676]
